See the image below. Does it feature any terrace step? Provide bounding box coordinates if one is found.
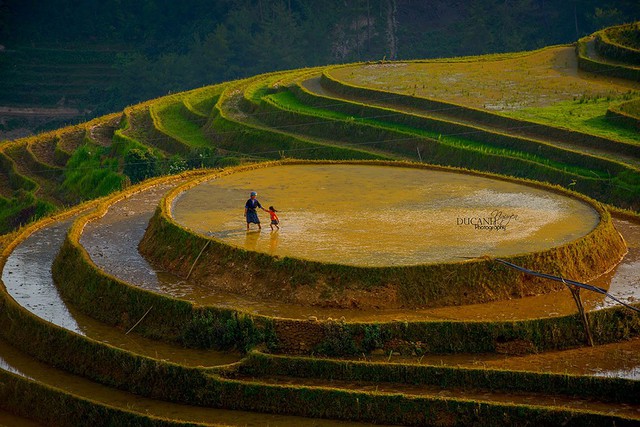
[80,172,640,321]
[1,206,239,367]
[151,96,212,149]
[3,170,640,425]
[0,338,364,427]
[586,35,640,69]
[86,114,119,147]
[4,143,65,206]
[20,138,65,182]
[255,84,631,186]
[55,126,87,163]
[28,135,63,168]
[183,84,227,118]
[229,373,640,419]
[0,46,118,109]
[302,76,640,169]
[244,339,640,384]
[122,106,190,155]
[211,80,389,161]
[76,169,640,332]
[0,171,14,198]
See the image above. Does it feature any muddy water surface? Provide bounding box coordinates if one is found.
[71,172,640,380]
[357,336,640,380]
[2,218,83,333]
[172,164,599,266]
[1,211,239,367]
[80,183,180,291]
[594,218,640,309]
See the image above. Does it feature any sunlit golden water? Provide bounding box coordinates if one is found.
[173,164,599,266]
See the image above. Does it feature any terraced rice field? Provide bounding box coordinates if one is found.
[0,26,639,425]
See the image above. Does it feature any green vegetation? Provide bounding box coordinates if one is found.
[504,95,640,143]
[151,95,220,150]
[0,191,55,234]
[265,89,619,178]
[60,144,125,201]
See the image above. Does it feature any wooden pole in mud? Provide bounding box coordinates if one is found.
[187,240,210,280]
[126,306,153,335]
[565,281,594,347]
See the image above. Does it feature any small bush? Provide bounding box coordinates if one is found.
[124,148,159,184]
[60,144,126,201]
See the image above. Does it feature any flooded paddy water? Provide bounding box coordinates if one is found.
[172,164,599,266]
[1,206,239,368]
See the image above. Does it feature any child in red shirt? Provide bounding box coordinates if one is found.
[268,206,280,230]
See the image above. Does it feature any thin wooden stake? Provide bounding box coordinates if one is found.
[564,280,594,346]
[187,240,210,280]
[126,306,153,335]
[416,146,422,162]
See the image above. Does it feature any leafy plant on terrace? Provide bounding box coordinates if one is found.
[265,90,611,179]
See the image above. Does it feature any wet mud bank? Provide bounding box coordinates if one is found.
[0,337,382,427]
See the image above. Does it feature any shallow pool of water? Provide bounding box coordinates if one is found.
[1,211,240,368]
[172,164,599,266]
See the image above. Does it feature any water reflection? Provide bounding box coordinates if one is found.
[269,230,280,255]
[1,218,83,334]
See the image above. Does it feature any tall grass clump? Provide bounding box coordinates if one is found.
[60,144,126,201]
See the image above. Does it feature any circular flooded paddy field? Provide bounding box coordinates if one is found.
[172,164,599,266]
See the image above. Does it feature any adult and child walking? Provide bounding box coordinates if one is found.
[244,191,279,231]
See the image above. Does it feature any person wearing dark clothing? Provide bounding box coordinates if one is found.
[244,191,268,230]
